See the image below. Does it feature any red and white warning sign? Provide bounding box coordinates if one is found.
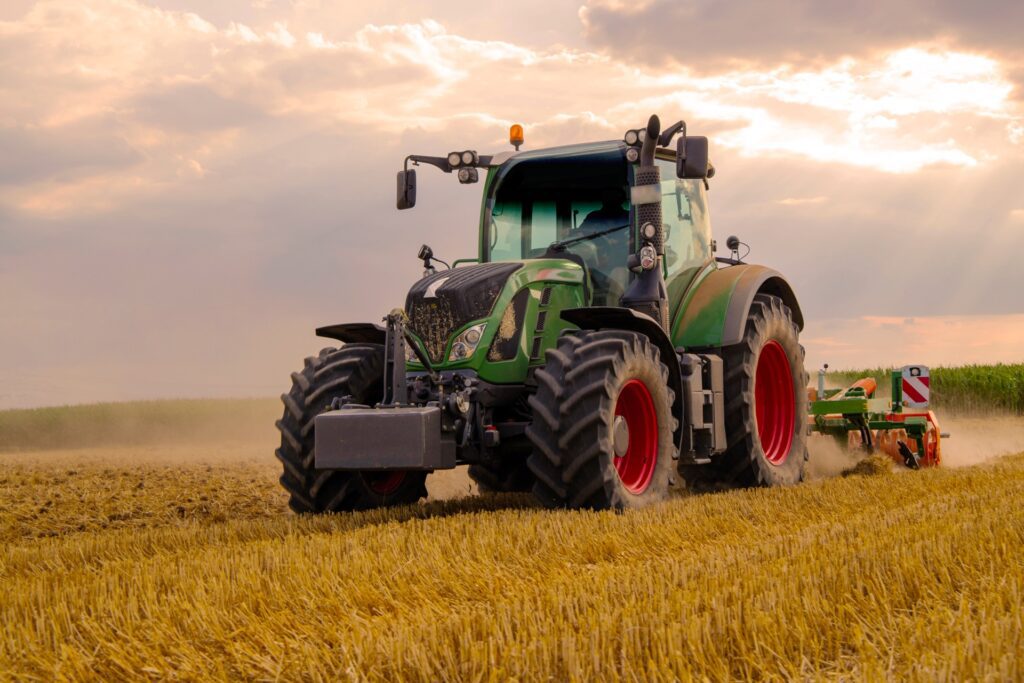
[901,365,930,408]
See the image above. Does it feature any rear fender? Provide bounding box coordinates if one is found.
[673,264,803,350]
[560,307,683,449]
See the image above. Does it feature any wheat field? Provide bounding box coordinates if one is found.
[2,415,1023,681]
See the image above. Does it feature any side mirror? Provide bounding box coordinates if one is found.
[677,136,709,179]
[397,169,417,210]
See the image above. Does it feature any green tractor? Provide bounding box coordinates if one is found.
[275,115,808,512]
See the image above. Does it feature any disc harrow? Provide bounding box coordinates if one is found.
[808,365,946,469]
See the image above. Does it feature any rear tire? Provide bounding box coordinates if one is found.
[527,330,676,509]
[275,344,428,513]
[683,294,808,489]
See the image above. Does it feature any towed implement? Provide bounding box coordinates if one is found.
[276,114,811,513]
[809,365,946,469]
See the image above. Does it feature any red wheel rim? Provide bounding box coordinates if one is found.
[754,340,795,465]
[363,471,405,495]
[613,379,658,494]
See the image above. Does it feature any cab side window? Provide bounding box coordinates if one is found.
[656,158,712,291]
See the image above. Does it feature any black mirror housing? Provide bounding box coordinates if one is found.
[677,136,709,179]
[397,169,417,210]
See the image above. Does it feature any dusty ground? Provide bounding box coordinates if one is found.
[2,409,1023,679]
[3,439,1023,680]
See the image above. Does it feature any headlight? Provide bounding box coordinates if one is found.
[448,323,486,362]
[447,152,461,167]
[461,150,476,165]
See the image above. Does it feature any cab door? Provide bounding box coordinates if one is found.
[655,157,713,312]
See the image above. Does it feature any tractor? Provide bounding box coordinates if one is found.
[275,115,809,512]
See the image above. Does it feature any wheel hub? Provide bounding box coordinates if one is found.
[612,379,658,494]
[613,416,630,457]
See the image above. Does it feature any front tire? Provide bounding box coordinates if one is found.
[527,330,676,509]
[275,344,428,513]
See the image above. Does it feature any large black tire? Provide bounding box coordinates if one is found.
[275,344,428,513]
[468,460,533,493]
[527,330,677,509]
[682,294,808,490]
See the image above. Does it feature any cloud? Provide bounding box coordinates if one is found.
[0,118,141,185]
[1,0,1022,407]
[775,196,827,206]
[131,83,264,133]
[579,0,1024,74]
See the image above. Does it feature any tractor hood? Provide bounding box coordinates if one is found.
[404,259,587,376]
[406,262,523,364]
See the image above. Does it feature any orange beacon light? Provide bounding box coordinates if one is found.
[509,124,524,150]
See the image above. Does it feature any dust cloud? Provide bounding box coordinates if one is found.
[806,433,865,480]
[938,415,1024,467]
[805,414,1024,476]
[6,398,1020,502]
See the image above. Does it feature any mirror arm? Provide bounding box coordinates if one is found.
[406,155,453,174]
[404,154,492,174]
[658,120,686,148]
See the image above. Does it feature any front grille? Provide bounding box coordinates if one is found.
[406,262,522,363]
[407,297,458,363]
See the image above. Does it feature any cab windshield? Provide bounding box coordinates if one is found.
[484,144,631,306]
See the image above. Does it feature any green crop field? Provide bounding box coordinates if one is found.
[1,383,1023,681]
[826,363,1024,415]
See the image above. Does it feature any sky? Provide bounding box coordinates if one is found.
[1,0,1023,408]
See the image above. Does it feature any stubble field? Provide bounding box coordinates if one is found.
[1,397,1023,681]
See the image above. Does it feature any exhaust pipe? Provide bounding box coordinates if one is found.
[621,114,669,330]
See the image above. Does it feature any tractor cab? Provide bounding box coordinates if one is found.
[481,141,714,312]
[483,141,632,306]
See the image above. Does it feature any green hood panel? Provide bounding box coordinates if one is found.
[405,258,586,383]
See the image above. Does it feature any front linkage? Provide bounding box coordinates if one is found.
[316,309,530,484]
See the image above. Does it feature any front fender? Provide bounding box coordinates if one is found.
[673,264,803,350]
[316,323,387,345]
